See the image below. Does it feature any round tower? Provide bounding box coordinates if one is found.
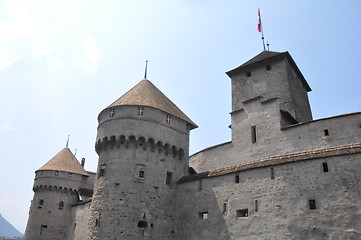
[88,79,197,239]
[24,148,89,240]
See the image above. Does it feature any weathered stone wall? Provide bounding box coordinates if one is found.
[66,201,92,240]
[176,152,361,240]
[190,97,361,173]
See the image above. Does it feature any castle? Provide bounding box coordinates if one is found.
[24,51,361,240]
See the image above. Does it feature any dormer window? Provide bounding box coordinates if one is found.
[138,107,144,115]
[166,115,171,124]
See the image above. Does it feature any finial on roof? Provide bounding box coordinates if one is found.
[66,134,70,148]
[74,148,77,156]
[267,41,270,51]
[144,60,148,79]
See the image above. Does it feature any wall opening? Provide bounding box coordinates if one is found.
[138,221,148,228]
[198,212,208,219]
[166,171,173,185]
[324,129,329,136]
[270,167,274,179]
[251,126,257,143]
[235,174,240,183]
[40,225,47,235]
[98,164,106,178]
[322,162,329,173]
[138,107,144,115]
[309,199,317,210]
[38,199,44,208]
[246,71,251,77]
[255,200,259,212]
[236,209,248,217]
[266,65,272,71]
[223,203,227,215]
[59,201,64,210]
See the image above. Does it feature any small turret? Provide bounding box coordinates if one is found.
[24,148,89,240]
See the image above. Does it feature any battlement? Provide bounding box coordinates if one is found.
[95,134,185,160]
[32,184,78,195]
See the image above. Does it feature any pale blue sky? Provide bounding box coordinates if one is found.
[0,0,360,232]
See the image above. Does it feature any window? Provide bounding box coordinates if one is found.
[246,71,251,77]
[38,199,44,208]
[68,173,72,178]
[59,201,64,210]
[98,164,106,178]
[138,221,148,228]
[166,115,171,124]
[236,209,248,217]
[235,174,240,183]
[251,126,257,143]
[135,165,146,181]
[270,167,275,179]
[40,225,47,235]
[54,171,58,176]
[199,212,208,219]
[266,65,271,71]
[322,162,329,173]
[255,200,259,212]
[166,171,173,185]
[109,109,115,117]
[223,203,227,214]
[138,107,144,115]
[309,199,317,210]
[324,129,329,136]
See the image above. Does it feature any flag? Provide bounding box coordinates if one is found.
[257,8,262,32]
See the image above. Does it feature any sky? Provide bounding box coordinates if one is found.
[0,0,360,233]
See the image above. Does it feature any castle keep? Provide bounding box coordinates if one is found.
[24,51,361,239]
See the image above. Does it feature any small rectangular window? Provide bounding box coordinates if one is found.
[38,199,44,208]
[68,173,72,178]
[40,225,47,235]
[324,129,329,136]
[138,221,148,228]
[236,209,248,217]
[54,171,58,176]
[251,126,257,143]
[166,115,171,124]
[139,170,145,178]
[266,65,271,71]
[270,167,274,179]
[235,174,240,183]
[309,199,316,210]
[255,200,259,212]
[166,171,173,185]
[138,107,144,115]
[59,201,64,210]
[199,211,208,219]
[322,162,329,173]
[223,203,227,215]
[246,71,251,77]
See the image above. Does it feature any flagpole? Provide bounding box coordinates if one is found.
[258,8,266,51]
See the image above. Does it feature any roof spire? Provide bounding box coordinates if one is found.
[66,134,70,148]
[144,60,148,79]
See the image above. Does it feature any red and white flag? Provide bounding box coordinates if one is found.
[257,8,262,32]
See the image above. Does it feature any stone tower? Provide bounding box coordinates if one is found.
[88,79,197,239]
[24,148,90,240]
[226,51,313,145]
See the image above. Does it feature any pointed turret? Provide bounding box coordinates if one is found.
[37,148,88,176]
[104,79,197,129]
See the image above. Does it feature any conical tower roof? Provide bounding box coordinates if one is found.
[37,148,89,176]
[107,79,197,129]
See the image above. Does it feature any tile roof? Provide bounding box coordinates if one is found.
[178,143,361,184]
[107,79,197,129]
[37,148,89,176]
